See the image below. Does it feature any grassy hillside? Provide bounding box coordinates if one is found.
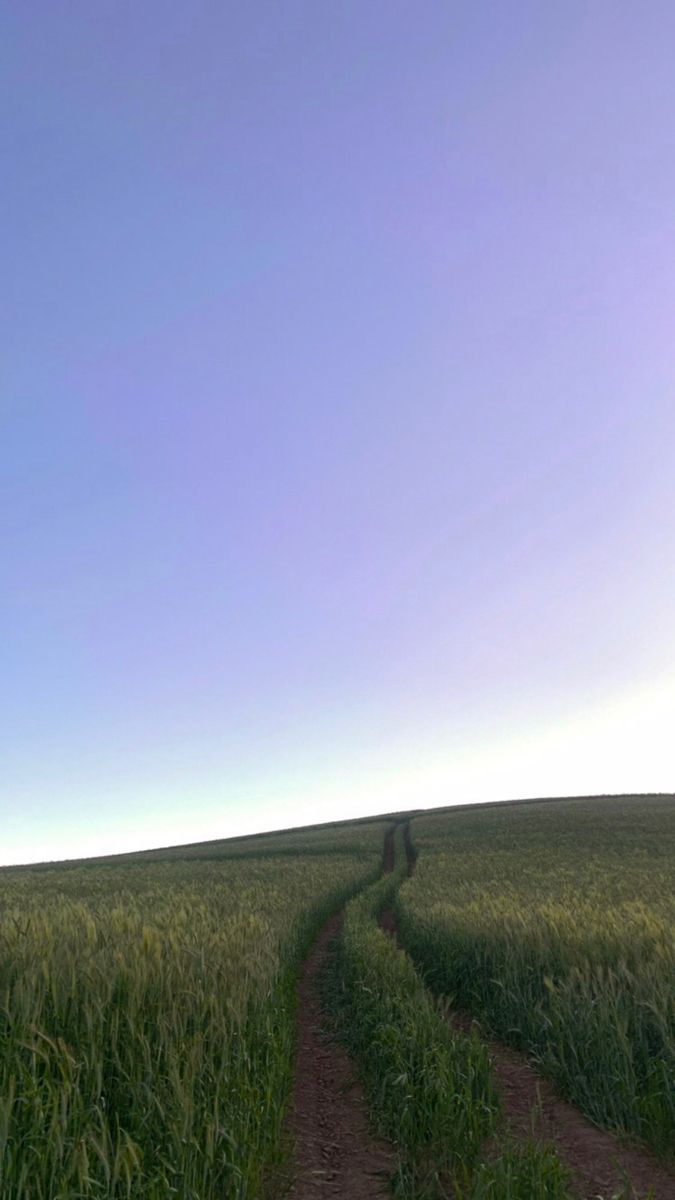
[397,795,675,1156]
[0,820,386,1199]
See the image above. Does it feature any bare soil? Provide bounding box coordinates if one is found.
[385,822,675,1200]
[285,833,397,1198]
[449,1007,675,1199]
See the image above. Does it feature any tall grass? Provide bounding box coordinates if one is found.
[457,1143,575,1200]
[396,797,675,1157]
[0,823,385,1198]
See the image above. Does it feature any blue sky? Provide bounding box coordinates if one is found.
[3,2,675,863]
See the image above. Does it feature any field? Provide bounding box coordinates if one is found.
[397,796,675,1156]
[1,796,673,1198]
[0,821,385,1198]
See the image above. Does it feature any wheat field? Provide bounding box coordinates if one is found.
[397,796,675,1156]
[0,822,385,1198]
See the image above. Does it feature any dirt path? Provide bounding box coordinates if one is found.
[450,1016,675,1199]
[285,832,396,1198]
[383,822,675,1200]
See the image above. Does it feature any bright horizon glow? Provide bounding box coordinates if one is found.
[4,4,675,867]
[4,675,674,866]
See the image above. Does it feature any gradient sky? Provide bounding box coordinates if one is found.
[4,2,675,865]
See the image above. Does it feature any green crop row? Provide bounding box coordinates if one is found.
[396,797,675,1158]
[0,823,386,1199]
[331,828,574,1198]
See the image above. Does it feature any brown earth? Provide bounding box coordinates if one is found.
[448,1008,675,1200]
[383,822,675,1200]
[285,830,397,1198]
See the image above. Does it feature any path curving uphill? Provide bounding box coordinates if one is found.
[285,828,396,1198]
[384,822,675,1200]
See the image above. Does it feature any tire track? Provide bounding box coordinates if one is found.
[285,828,397,1198]
[382,822,675,1200]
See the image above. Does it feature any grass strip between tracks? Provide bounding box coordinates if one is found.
[329,827,575,1199]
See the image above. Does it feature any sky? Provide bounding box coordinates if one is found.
[3,2,675,865]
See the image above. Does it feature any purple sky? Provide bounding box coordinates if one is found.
[4,2,675,864]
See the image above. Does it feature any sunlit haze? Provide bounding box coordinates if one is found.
[4,3,675,865]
